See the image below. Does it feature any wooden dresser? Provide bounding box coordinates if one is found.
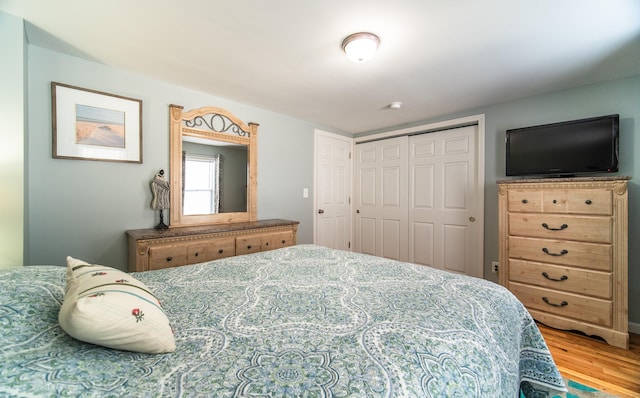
[127,219,299,272]
[498,177,629,348]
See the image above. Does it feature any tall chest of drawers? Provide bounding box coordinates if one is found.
[498,177,629,348]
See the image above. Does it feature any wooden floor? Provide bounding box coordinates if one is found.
[537,323,640,397]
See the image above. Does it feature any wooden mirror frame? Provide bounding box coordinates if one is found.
[169,104,258,227]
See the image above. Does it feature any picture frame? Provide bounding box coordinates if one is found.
[52,82,143,163]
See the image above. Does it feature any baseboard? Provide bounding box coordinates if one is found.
[630,321,640,335]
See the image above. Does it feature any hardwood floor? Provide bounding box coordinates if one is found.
[537,323,640,397]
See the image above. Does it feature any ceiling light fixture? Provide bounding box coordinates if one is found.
[342,32,380,63]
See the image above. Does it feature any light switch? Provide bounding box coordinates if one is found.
[303,188,309,198]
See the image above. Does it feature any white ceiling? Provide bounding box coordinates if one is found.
[2,0,640,134]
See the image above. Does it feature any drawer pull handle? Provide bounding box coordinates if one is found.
[542,297,568,307]
[541,248,568,257]
[281,240,286,244]
[265,242,269,246]
[218,249,224,254]
[247,245,252,249]
[541,223,568,231]
[585,199,592,205]
[521,199,528,204]
[166,256,173,262]
[194,252,199,257]
[541,272,568,282]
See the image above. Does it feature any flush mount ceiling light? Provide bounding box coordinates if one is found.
[342,32,380,63]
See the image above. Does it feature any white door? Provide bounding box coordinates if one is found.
[314,131,352,251]
[353,136,408,261]
[408,125,483,277]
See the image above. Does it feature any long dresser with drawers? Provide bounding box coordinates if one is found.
[127,219,299,272]
[498,177,629,348]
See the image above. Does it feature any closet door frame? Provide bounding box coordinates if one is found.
[353,114,485,278]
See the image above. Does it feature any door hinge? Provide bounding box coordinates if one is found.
[349,197,351,204]
[349,152,352,159]
[348,241,351,249]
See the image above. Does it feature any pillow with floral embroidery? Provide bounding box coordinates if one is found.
[58,256,175,354]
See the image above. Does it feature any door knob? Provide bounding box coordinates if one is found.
[318,209,325,214]
[469,216,476,222]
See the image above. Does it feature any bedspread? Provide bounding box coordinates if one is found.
[0,244,565,397]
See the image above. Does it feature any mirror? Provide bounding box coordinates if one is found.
[169,104,258,227]
[182,139,247,215]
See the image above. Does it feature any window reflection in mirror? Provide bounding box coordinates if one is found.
[182,139,247,216]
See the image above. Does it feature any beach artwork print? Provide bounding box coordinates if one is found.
[75,104,126,148]
[52,82,142,163]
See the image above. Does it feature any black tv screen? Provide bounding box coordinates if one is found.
[505,114,619,177]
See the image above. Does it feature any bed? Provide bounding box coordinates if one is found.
[0,244,565,397]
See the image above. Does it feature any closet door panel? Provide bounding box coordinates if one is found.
[411,221,434,266]
[354,137,408,260]
[410,126,482,277]
[412,164,434,209]
[357,217,377,255]
[442,224,468,274]
[443,161,468,210]
[382,218,402,260]
[382,166,402,207]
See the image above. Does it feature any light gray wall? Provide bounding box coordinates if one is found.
[358,74,640,327]
[0,12,25,269]
[26,45,342,268]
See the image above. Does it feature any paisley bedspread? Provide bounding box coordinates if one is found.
[0,244,565,397]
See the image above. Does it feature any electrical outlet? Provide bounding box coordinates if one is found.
[491,261,499,273]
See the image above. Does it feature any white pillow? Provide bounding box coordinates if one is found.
[59,256,176,354]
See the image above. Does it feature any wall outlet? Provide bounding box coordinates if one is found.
[491,261,499,273]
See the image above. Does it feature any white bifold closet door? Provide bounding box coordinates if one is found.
[354,136,408,261]
[354,125,482,277]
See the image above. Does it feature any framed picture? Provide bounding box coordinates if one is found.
[52,82,142,163]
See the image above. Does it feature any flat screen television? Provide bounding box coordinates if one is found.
[505,114,619,177]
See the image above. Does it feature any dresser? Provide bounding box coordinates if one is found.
[498,177,629,349]
[127,219,299,272]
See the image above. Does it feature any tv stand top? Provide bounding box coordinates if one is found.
[497,175,631,185]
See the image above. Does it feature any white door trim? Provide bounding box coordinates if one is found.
[355,114,485,144]
[313,129,354,248]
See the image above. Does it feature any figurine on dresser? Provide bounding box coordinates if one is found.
[151,169,170,229]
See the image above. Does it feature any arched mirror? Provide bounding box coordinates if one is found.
[169,104,258,227]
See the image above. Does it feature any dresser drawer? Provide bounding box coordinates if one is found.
[508,189,612,215]
[261,231,294,251]
[187,244,206,263]
[205,237,236,261]
[508,236,612,271]
[508,259,612,299]
[508,190,543,212]
[508,213,611,243]
[148,245,188,270]
[564,189,612,215]
[236,235,263,255]
[509,282,612,327]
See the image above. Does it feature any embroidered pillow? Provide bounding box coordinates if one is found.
[59,256,175,354]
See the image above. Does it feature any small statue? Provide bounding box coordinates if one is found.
[151,169,170,229]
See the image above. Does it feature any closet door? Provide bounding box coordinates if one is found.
[354,136,408,261]
[408,125,482,277]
